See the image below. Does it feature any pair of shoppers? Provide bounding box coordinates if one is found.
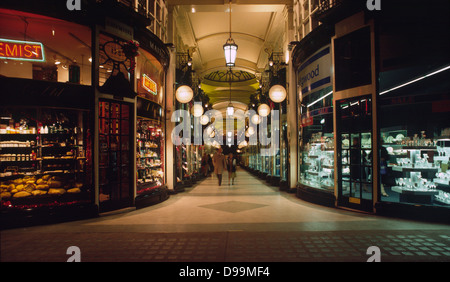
[212,148,236,186]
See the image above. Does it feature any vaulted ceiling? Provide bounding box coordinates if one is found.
[169,0,289,112]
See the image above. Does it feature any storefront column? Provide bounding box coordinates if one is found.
[165,45,177,193]
[92,24,100,209]
[285,4,298,190]
[287,60,298,189]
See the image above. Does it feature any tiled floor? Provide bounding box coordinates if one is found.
[1,167,450,262]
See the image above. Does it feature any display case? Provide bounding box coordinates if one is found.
[0,107,92,209]
[382,129,450,206]
[136,118,164,195]
[300,132,335,191]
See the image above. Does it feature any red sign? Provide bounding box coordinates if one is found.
[301,116,313,127]
[142,74,157,95]
[0,38,45,62]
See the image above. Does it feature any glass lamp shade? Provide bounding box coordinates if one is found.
[192,103,204,117]
[257,103,270,117]
[269,84,287,103]
[223,40,238,67]
[227,103,234,116]
[175,85,193,103]
[251,114,261,125]
[247,126,255,136]
[200,115,209,125]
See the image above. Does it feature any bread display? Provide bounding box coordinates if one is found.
[67,188,81,193]
[13,191,32,198]
[48,188,66,195]
[0,174,85,199]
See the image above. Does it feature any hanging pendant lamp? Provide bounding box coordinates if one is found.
[223,1,238,67]
[226,69,234,116]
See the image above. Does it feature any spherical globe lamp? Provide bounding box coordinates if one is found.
[192,103,204,117]
[175,85,193,103]
[251,114,261,125]
[257,103,270,117]
[269,84,287,103]
[200,115,209,125]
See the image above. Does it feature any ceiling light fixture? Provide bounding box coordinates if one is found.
[257,103,270,117]
[175,85,194,103]
[192,103,204,117]
[226,68,234,116]
[223,0,237,67]
[269,84,287,103]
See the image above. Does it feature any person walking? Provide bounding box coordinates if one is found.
[212,147,226,186]
[227,153,237,185]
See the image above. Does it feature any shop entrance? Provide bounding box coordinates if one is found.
[98,100,133,212]
[336,95,373,211]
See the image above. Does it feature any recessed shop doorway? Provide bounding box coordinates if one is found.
[98,99,133,212]
[336,95,374,211]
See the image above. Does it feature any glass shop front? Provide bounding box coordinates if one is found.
[0,8,95,227]
[296,40,336,207]
[294,7,450,221]
[134,32,169,208]
[374,4,450,220]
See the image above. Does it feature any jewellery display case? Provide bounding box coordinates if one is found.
[300,132,335,191]
[382,129,450,206]
[136,118,164,195]
[0,108,92,209]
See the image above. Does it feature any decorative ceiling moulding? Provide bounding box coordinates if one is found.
[204,70,256,83]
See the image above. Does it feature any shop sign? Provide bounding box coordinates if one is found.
[105,17,133,41]
[300,116,313,127]
[0,38,45,62]
[310,106,332,117]
[142,74,157,95]
[298,45,331,95]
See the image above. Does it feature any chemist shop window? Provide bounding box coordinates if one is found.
[298,86,334,191]
[0,9,92,85]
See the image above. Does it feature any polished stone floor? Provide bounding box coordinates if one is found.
[1,167,450,263]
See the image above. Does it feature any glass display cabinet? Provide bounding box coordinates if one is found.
[300,132,335,191]
[382,129,450,206]
[0,107,92,209]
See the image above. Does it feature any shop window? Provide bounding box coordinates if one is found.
[0,9,92,85]
[298,86,334,191]
[98,33,134,86]
[0,107,93,210]
[297,44,334,192]
[377,4,450,208]
[136,48,165,103]
[136,118,164,195]
[379,65,450,207]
